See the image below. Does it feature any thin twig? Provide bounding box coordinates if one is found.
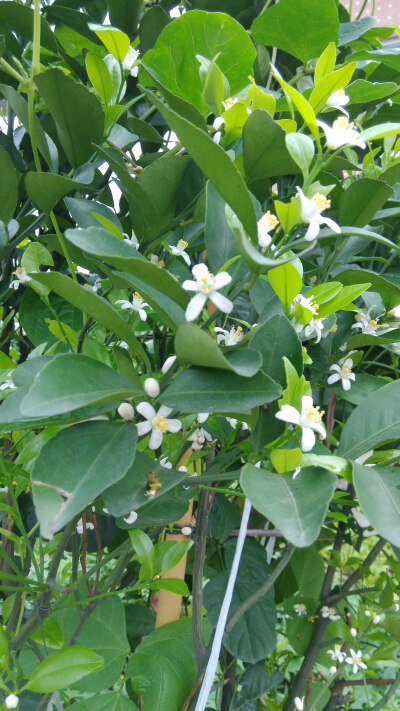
[231,528,282,538]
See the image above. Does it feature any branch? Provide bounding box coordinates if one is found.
[192,490,210,668]
[368,671,400,711]
[230,528,282,538]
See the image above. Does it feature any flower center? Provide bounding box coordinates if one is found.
[342,364,352,376]
[178,239,188,249]
[330,324,338,333]
[229,325,243,343]
[132,291,143,306]
[333,117,353,130]
[312,193,331,212]
[262,210,279,231]
[354,655,362,664]
[196,272,215,294]
[337,89,345,97]
[305,405,324,423]
[152,415,169,433]
[14,267,22,276]
[369,319,378,329]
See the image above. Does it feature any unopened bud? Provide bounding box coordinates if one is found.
[117,402,135,420]
[144,377,160,398]
[5,694,19,709]
[161,355,177,373]
[373,614,381,624]
[350,627,357,637]
[330,666,337,674]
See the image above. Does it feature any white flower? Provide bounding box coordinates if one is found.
[169,239,191,266]
[325,89,350,115]
[294,603,307,616]
[317,117,366,150]
[10,267,31,290]
[123,510,138,525]
[294,698,304,711]
[275,395,326,452]
[350,627,357,638]
[144,377,160,398]
[351,308,381,335]
[149,254,165,268]
[329,666,337,674]
[162,355,177,373]
[214,325,243,346]
[327,644,346,663]
[5,694,19,709]
[257,211,279,249]
[388,304,400,318]
[327,357,355,391]
[213,116,225,131]
[136,402,181,450]
[320,605,340,621]
[115,291,149,321]
[124,231,139,249]
[226,417,248,431]
[188,427,212,451]
[182,263,232,321]
[304,317,325,343]
[373,614,381,624]
[296,186,340,241]
[76,519,94,534]
[122,46,140,75]
[117,402,135,420]
[345,649,367,674]
[197,412,209,423]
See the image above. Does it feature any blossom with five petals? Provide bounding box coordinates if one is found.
[327,357,355,391]
[115,291,149,321]
[327,644,346,663]
[317,117,366,150]
[214,325,243,346]
[188,427,213,450]
[169,239,191,266]
[351,308,381,335]
[296,186,340,241]
[183,263,232,321]
[136,402,181,450]
[275,395,326,452]
[325,89,350,115]
[345,649,367,674]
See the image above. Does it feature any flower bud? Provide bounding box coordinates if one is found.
[144,377,160,398]
[5,694,19,709]
[161,355,177,373]
[329,666,337,675]
[350,627,357,637]
[373,614,381,624]
[117,402,135,420]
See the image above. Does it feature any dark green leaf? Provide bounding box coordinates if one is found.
[25,172,91,214]
[243,111,298,183]
[353,463,400,548]
[205,181,238,273]
[338,16,377,45]
[139,5,170,54]
[338,179,393,227]
[249,315,303,386]
[0,145,19,223]
[0,2,56,52]
[108,0,143,37]
[175,323,261,377]
[69,692,137,711]
[27,646,104,692]
[65,196,123,233]
[337,268,400,310]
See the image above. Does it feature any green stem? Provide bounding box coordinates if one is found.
[0,58,25,84]
[32,0,41,76]
[49,210,78,285]
[27,83,41,172]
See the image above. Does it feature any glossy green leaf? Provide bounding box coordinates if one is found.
[353,463,400,548]
[89,24,130,62]
[346,80,399,104]
[272,72,319,143]
[243,110,298,182]
[31,619,64,650]
[148,578,190,596]
[0,2,56,52]
[27,646,104,692]
[69,692,137,711]
[285,133,315,177]
[338,178,393,227]
[314,42,336,85]
[337,268,400,310]
[21,243,53,274]
[129,529,154,578]
[338,16,377,45]
[160,367,281,414]
[125,619,196,711]
[109,0,142,36]
[139,6,170,54]
[241,464,336,547]
[32,420,137,538]
[250,315,303,387]
[140,88,258,241]
[34,69,104,169]
[309,63,356,114]
[316,283,370,318]
[270,448,302,474]
[85,52,114,104]
[20,354,142,418]
[30,271,150,366]
[0,626,8,670]
[268,262,302,310]
[251,0,339,64]
[141,10,256,114]
[175,322,261,377]
[338,380,400,460]
[25,172,90,214]
[358,123,400,143]
[0,145,19,224]
[205,181,239,273]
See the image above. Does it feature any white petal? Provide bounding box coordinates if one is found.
[139,309,147,321]
[313,421,326,438]
[149,429,163,450]
[301,427,316,452]
[322,217,341,233]
[162,355,177,373]
[342,378,351,391]
[167,418,182,433]
[158,405,172,417]
[186,292,207,321]
[182,252,191,266]
[192,263,209,279]
[198,412,209,423]
[301,395,313,411]
[115,300,132,309]
[136,421,152,436]
[210,291,233,314]
[182,279,198,292]
[330,364,342,373]
[327,373,340,385]
[305,219,320,241]
[213,272,232,290]
[275,404,301,425]
[136,401,156,420]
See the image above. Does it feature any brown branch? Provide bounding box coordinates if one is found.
[333,678,395,691]
[180,670,205,711]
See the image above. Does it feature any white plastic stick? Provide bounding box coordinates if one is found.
[194,497,252,711]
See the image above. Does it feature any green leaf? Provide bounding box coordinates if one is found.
[291,546,325,601]
[89,24,130,62]
[240,464,336,547]
[251,0,339,64]
[109,0,142,36]
[160,367,281,415]
[310,63,356,114]
[270,448,302,474]
[316,283,370,318]
[243,110,298,183]
[314,42,336,85]
[268,262,302,310]
[148,578,190,596]
[337,268,400,310]
[25,172,91,214]
[139,6,170,54]
[353,463,400,548]
[0,626,8,670]
[85,52,114,104]
[27,646,104,692]
[125,619,197,711]
[31,619,64,650]
[21,243,53,274]
[338,178,393,227]
[65,196,123,233]
[285,132,315,178]
[31,420,137,538]
[346,80,399,104]
[30,271,150,366]
[272,71,319,143]
[338,16,377,45]
[129,529,154,579]
[69,692,138,711]
[34,69,104,169]
[0,1,56,52]
[139,88,258,241]
[204,540,276,663]
[205,181,239,273]
[249,315,303,387]
[358,123,400,143]
[20,353,142,418]
[141,10,256,114]
[338,380,400,460]
[175,322,261,378]
[0,145,19,224]
[200,57,225,116]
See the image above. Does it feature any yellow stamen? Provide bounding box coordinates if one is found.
[178,239,188,249]
[312,193,331,212]
[152,415,169,433]
[263,210,279,230]
[369,319,378,329]
[342,364,352,376]
[330,324,338,333]
[305,405,324,423]
[334,117,353,130]
[132,291,143,303]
